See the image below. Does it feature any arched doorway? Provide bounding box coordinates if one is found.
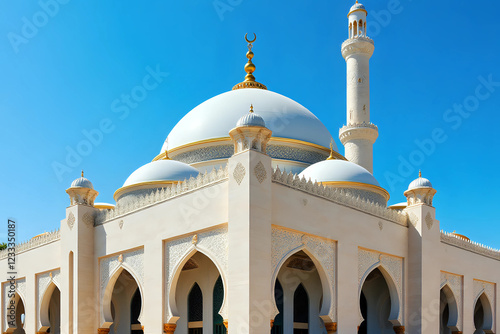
[108,269,143,334]
[274,250,325,333]
[10,293,26,334]
[293,284,309,334]
[40,283,61,334]
[474,293,493,334]
[170,251,226,334]
[358,268,394,334]
[440,285,458,334]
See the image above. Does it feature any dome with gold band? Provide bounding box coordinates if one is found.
[299,147,389,205]
[157,35,343,174]
[114,153,199,205]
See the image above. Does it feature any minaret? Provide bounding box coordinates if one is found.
[339,1,378,173]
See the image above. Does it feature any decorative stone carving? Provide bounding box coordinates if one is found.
[82,212,95,228]
[271,167,407,226]
[37,270,61,328]
[118,220,124,229]
[378,221,384,231]
[272,227,337,322]
[441,272,463,331]
[67,213,75,230]
[425,212,433,230]
[408,213,418,227]
[358,249,403,325]
[95,166,229,224]
[100,248,144,324]
[440,231,500,261]
[233,162,246,185]
[165,226,228,322]
[0,230,61,260]
[254,161,267,183]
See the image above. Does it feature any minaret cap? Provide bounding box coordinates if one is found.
[232,33,267,91]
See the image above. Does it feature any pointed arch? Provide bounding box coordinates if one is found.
[101,264,144,328]
[271,245,333,323]
[5,291,26,333]
[474,292,494,332]
[353,20,358,37]
[440,283,459,332]
[167,245,228,324]
[359,264,401,326]
[39,281,61,332]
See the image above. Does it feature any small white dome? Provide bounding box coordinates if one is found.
[236,110,266,128]
[70,175,93,189]
[408,175,433,190]
[350,1,366,12]
[299,159,380,186]
[123,159,199,187]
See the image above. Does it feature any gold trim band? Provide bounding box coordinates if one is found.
[320,181,390,201]
[114,180,180,201]
[153,137,346,161]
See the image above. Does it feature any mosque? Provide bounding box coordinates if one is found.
[1,2,499,334]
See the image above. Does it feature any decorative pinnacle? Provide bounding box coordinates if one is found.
[232,33,267,90]
[419,170,422,178]
[249,104,254,113]
[81,170,84,177]
[327,141,335,160]
[163,138,171,160]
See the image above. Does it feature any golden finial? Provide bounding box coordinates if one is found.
[163,139,171,160]
[356,0,359,3]
[81,170,84,177]
[232,33,267,90]
[327,140,335,160]
[419,170,422,178]
[249,104,254,113]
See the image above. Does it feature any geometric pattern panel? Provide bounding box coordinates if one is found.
[37,269,61,329]
[271,227,337,322]
[358,248,404,325]
[99,248,144,324]
[440,271,463,331]
[165,226,228,321]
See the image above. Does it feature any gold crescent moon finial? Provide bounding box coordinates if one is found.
[245,33,256,44]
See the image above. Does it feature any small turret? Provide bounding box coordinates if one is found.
[66,171,98,206]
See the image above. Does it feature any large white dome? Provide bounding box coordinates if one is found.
[162,88,336,153]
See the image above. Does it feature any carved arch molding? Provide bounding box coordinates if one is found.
[440,271,463,332]
[271,227,337,322]
[358,248,404,325]
[99,248,144,325]
[164,226,228,322]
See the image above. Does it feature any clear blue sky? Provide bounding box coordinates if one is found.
[1,0,499,248]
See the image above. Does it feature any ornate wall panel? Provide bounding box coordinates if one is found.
[164,226,228,321]
[99,248,144,324]
[37,270,61,328]
[473,279,496,329]
[358,248,404,325]
[271,227,337,322]
[440,272,463,331]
